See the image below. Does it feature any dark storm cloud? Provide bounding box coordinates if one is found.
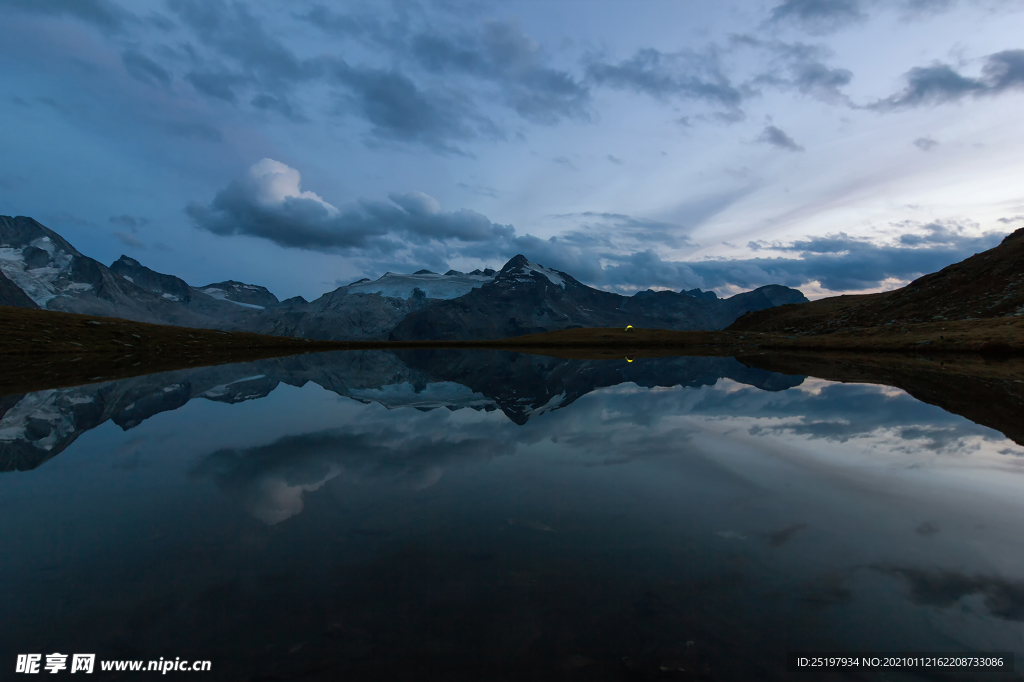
[583,222,1000,293]
[0,0,131,32]
[187,172,514,253]
[410,21,591,124]
[913,136,938,151]
[878,567,1024,621]
[121,50,172,88]
[168,0,313,88]
[768,0,866,32]
[251,93,305,122]
[329,62,495,153]
[298,7,590,142]
[599,250,705,290]
[586,48,745,112]
[875,50,1024,108]
[714,223,1004,290]
[185,71,245,102]
[758,125,805,151]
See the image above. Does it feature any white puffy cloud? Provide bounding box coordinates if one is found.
[246,158,337,214]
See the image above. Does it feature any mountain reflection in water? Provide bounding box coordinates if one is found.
[1,350,1023,680]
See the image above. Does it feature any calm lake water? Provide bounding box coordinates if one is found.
[2,350,1023,680]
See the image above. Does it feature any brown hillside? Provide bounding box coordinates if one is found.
[729,228,1024,333]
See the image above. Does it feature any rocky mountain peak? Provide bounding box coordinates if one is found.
[110,254,192,303]
[499,254,532,272]
[493,254,567,290]
[199,280,279,308]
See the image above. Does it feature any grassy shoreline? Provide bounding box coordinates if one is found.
[2,305,1022,395]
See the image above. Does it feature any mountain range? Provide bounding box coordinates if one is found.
[0,215,807,340]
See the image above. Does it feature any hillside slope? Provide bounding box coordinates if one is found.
[730,228,1024,334]
[0,270,36,308]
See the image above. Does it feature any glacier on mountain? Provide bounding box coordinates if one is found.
[346,271,495,300]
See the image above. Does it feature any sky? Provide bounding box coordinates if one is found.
[1,0,1023,301]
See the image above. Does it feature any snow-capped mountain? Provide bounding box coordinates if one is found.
[389,254,808,340]
[199,280,280,308]
[345,268,496,300]
[0,214,809,341]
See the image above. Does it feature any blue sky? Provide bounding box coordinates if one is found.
[1,0,1022,300]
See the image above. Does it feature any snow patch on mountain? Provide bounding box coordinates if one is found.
[0,389,77,451]
[201,287,266,309]
[526,391,567,418]
[523,261,565,288]
[347,271,494,300]
[0,238,75,307]
[202,374,269,399]
[500,256,567,289]
[348,381,493,410]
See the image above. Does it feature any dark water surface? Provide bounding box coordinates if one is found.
[2,351,1023,680]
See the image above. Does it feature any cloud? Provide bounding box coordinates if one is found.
[599,250,706,291]
[121,50,171,88]
[189,161,1006,294]
[168,0,314,119]
[329,62,495,152]
[191,426,514,524]
[878,566,1024,621]
[912,136,938,151]
[758,124,805,151]
[251,93,304,121]
[718,222,1005,290]
[299,9,590,143]
[874,50,1024,109]
[457,182,499,198]
[768,0,866,33]
[112,230,145,249]
[736,36,854,103]
[607,154,623,165]
[1,0,131,32]
[552,211,696,250]
[109,214,149,230]
[160,120,223,141]
[409,20,591,125]
[586,47,745,114]
[169,0,312,88]
[186,71,245,102]
[187,159,515,253]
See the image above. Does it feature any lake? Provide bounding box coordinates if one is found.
[2,350,1023,680]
